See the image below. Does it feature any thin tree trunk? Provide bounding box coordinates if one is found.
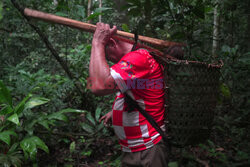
[53,0,58,6]
[247,1,250,49]
[212,1,219,58]
[99,0,102,22]
[87,0,92,23]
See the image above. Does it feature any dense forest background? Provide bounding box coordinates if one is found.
[0,0,249,166]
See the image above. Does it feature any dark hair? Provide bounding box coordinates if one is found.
[164,46,184,60]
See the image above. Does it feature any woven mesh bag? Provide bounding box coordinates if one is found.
[162,60,222,147]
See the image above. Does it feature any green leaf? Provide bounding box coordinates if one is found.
[59,108,87,114]
[0,124,7,132]
[48,112,68,122]
[0,130,17,145]
[239,53,250,64]
[97,123,104,132]
[220,83,231,98]
[38,120,51,131]
[0,105,13,115]
[64,165,73,167]
[192,0,205,19]
[14,94,32,115]
[69,141,76,153]
[33,136,49,153]
[205,6,213,13]
[24,97,50,110]
[24,119,37,135]
[168,162,178,167]
[122,24,130,32]
[0,1,3,21]
[95,107,102,121]
[20,136,49,161]
[126,0,141,6]
[0,80,12,106]
[55,12,68,17]
[81,150,92,156]
[81,122,94,134]
[20,138,37,161]
[95,7,112,13]
[207,140,215,147]
[76,5,85,18]
[87,12,102,20]
[5,151,23,167]
[8,142,19,153]
[236,151,249,160]
[7,113,19,125]
[98,161,104,165]
[48,109,85,122]
[86,112,95,125]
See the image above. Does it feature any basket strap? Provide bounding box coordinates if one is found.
[131,31,138,52]
[124,92,170,146]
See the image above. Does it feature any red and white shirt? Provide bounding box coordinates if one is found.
[110,49,165,152]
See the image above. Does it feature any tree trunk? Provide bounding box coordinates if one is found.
[246,1,250,49]
[212,1,219,58]
[87,0,92,23]
[53,0,58,6]
[99,0,102,22]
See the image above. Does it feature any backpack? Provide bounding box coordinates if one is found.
[159,55,222,147]
[126,44,222,148]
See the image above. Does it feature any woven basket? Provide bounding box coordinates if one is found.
[163,60,222,147]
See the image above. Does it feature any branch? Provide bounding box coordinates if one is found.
[0,28,12,33]
[11,0,85,96]
[195,158,210,167]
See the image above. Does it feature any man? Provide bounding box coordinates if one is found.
[89,22,168,167]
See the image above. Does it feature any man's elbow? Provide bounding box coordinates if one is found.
[89,84,117,96]
[87,79,104,96]
[90,87,105,96]
[87,77,117,96]
[88,83,105,96]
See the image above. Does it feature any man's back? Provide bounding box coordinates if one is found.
[110,49,165,152]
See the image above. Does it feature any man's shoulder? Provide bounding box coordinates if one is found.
[121,49,151,64]
[125,49,150,57]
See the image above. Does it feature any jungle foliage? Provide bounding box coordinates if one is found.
[0,0,249,166]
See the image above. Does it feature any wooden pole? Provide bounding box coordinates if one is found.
[24,8,185,48]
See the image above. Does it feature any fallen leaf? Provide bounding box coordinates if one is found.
[216,147,224,151]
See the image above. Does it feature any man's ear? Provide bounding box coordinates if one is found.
[109,38,117,48]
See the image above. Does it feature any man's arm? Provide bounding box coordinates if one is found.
[88,23,118,96]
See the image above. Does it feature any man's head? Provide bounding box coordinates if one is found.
[105,38,133,63]
[164,45,184,60]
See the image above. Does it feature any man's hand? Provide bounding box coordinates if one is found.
[99,111,112,126]
[93,23,117,46]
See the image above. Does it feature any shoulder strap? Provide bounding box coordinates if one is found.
[124,92,170,145]
[131,31,138,51]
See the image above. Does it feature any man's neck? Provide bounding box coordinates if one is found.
[120,42,133,55]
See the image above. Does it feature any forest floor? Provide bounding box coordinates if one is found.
[37,136,121,167]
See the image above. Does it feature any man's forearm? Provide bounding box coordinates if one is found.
[89,42,110,88]
[88,23,118,95]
